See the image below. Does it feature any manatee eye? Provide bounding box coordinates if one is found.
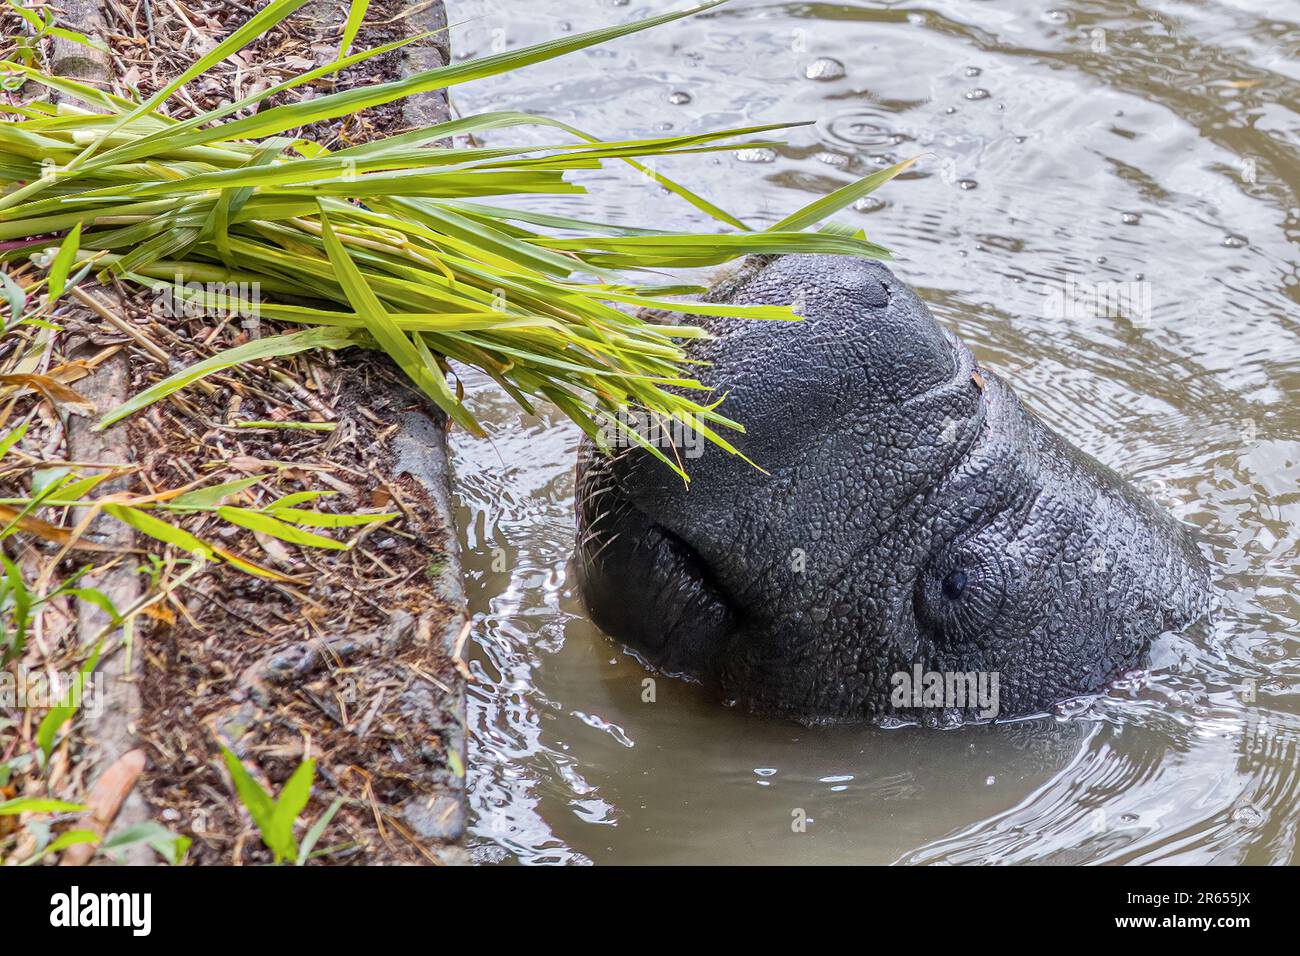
[941,568,968,600]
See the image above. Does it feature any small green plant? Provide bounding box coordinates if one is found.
[221,746,341,865]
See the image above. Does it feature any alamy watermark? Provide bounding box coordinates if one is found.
[598,408,706,459]
[152,274,261,320]
[891,665,1000,719]
[49,886,151,936]
[1042,278,1151,327]
[0,667,104,718]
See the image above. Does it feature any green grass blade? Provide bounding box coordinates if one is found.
[0,797,87,815]
[766,156,918,233]
[44,221,81,300]
[337,0,371,60]
[96,326,363,429]
[69,0,315,165]
[74,2,731,162]
[270,758,315,848]
[297,796,344,865]
[102,505,213,557]
[216,506,348,550]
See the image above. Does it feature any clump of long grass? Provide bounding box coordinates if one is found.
[0,0,911,479]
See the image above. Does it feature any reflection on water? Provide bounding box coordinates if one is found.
[447,0,1300,865]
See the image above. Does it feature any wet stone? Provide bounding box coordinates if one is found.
[403,792,467,842]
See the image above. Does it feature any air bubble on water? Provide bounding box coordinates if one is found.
[1121,212,1141,225]
[965,88,991,100]
[735,147,777,164]
[1231,804,1265,826]
[815,150,852,169]
[1223,234,1249,248]
[945,106,958,115]
[957,178,979,190]
[804,57,846,81]
[1096,255,1108,264]
[1055,697,1093,719]
[1044,9,1069,23]
[755,768,777,777]
[668,90,692,105]
[853,196,886,213]
[985,775,996,785]
[965,66,982,77]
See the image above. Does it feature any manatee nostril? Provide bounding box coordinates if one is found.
[942,568,968,600]
[859,275,890,308]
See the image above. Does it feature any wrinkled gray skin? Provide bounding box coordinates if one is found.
[575,255,1212,724]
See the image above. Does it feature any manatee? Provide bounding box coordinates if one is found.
[575,255,1211,723]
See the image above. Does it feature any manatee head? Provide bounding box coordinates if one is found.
[575,254,1211,724]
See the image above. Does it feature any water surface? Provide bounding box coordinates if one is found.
[447,0,1300,864]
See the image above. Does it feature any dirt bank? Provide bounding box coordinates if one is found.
[1,0,466,866]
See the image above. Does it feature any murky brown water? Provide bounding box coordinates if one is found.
[446,0,1299,864]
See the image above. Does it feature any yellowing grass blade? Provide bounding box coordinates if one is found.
[318,210,485,436]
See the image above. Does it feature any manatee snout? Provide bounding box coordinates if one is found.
[575,254,1212,723]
